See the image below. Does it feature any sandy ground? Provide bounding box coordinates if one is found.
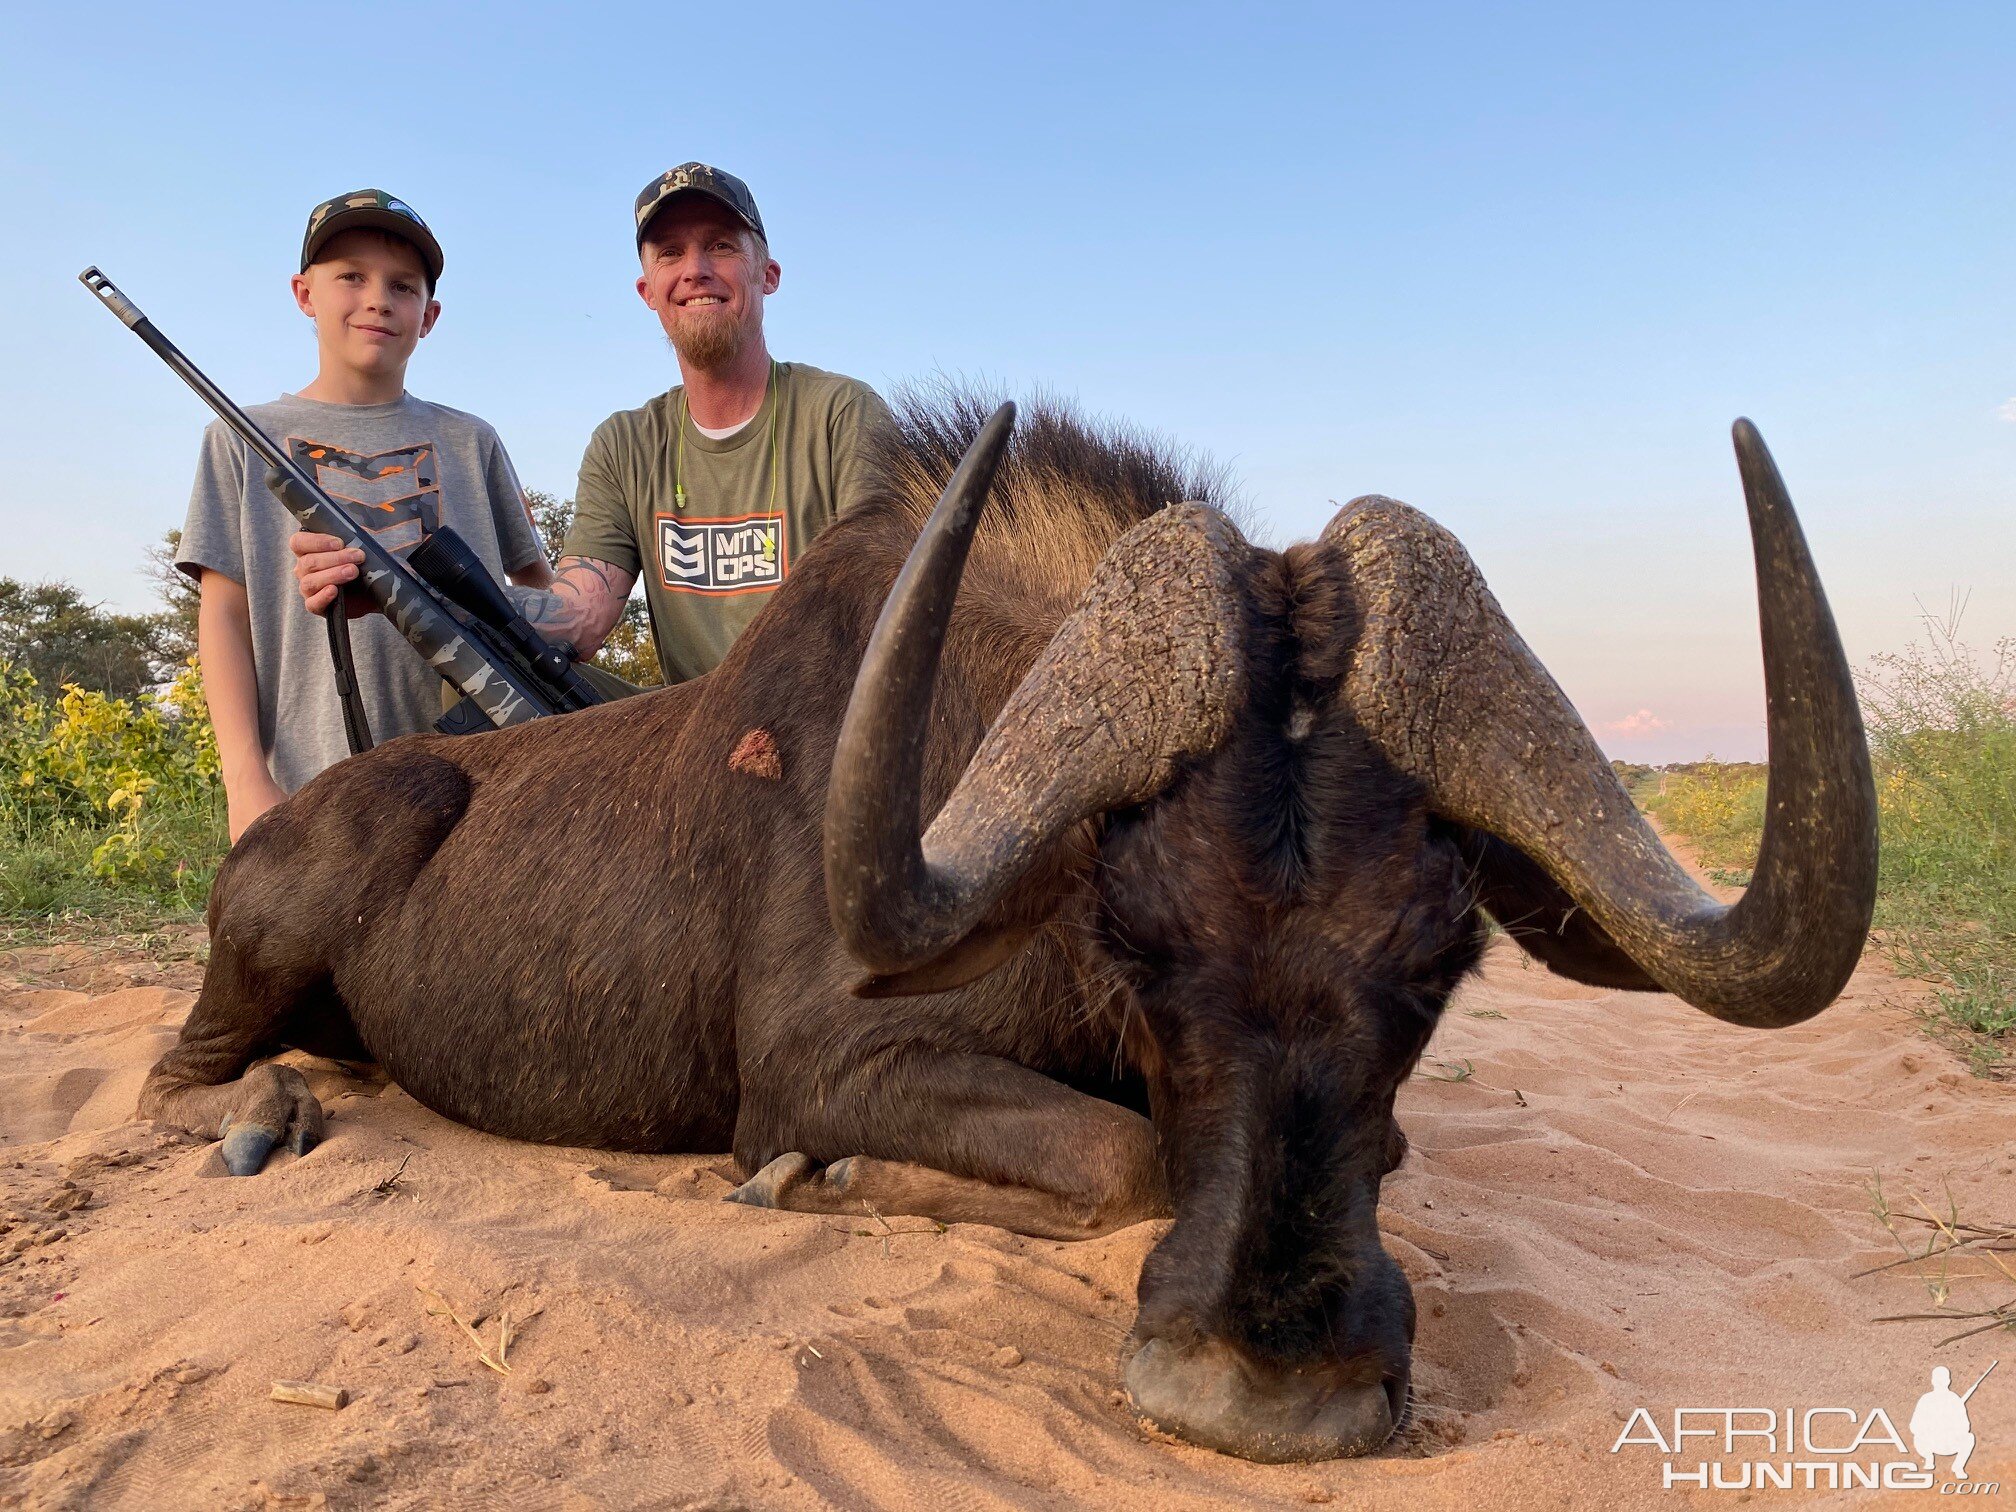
[2,874,2012,1510]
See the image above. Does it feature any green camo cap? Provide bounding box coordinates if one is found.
[633,163,765,248]
[300,190,444,285]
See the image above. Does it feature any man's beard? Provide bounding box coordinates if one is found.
[665,302,755,370]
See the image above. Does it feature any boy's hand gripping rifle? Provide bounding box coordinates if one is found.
[80,267,604,747]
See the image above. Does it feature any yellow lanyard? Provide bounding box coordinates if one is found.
[674,358,780,514]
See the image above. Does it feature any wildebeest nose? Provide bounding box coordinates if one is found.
[1121,1334,1402,1463]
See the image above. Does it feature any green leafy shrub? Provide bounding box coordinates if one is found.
[1859,625,2015,1048]
[1643,761,1768,875]
[1,660,225,913]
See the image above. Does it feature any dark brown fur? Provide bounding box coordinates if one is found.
[143,390,1632,1455]
[146,393,1224,1149]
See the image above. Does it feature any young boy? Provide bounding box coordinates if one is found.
[177,191,553,840]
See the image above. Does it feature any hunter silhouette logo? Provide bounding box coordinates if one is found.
[1911,1362,1993,1481]
[654,512,786,595]
[1611,1358,1999,1493]
[287,436,439,556]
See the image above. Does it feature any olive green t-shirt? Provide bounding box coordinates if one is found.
[564,363,894,683]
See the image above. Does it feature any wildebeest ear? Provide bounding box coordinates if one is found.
[1455,827,1662,992]
[850,921,1036,999]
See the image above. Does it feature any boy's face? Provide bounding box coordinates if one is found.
[290,229,440,378]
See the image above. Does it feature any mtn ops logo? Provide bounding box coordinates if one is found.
[655,512,786,595]
[1612,1360,1999,1493]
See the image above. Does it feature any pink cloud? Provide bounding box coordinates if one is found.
[1602,708,1670,737]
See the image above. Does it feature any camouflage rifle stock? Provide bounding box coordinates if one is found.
[80,266,603,734]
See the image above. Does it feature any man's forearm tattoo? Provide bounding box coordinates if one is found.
[508,585,567,626]
[505,557,628,642]
[556,558,617,596]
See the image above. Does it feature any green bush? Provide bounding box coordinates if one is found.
[1859,627,2015,1045]
[1643,762,1768,877]
[0,661,226,916]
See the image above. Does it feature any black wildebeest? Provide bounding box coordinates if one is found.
[139,394,1876,1463]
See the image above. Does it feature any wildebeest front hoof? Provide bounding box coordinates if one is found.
[219,1121,281,1176]
[1123,1336,1399,1463]
[724,1152,816,1208]
[201,1063,324,1176]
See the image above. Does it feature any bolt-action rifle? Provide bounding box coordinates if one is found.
[80,267,604,749]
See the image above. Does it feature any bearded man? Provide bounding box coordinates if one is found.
[291,163,894,684]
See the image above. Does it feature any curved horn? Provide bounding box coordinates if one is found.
[826,411,1249,978]
[1325,421,1876,1027]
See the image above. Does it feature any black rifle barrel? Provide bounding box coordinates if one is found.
[80,266,560,728]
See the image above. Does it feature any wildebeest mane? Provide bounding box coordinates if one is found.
[860,383,1235,642]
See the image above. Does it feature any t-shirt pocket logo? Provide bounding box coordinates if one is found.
[655,512,787,595]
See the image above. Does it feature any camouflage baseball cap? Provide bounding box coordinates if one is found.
[300,190,445,285]
[633,163,766,249]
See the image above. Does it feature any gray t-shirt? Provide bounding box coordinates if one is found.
[177,392,544,793]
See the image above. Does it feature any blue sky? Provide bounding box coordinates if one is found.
[4,2,2011,761]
